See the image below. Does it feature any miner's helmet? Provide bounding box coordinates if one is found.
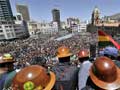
[12,65,56,90]
[0,53,14,72]
[57,46,72,58]
[0,53,14,64]
[78,49,90,58]
[89,56,120,90]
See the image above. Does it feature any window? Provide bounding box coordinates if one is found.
[0,34,5,39]
[7,33,11,37]
[5,26,8,28]
[0,30,3,32]
[6,29,9,32]
[11,33,15,37]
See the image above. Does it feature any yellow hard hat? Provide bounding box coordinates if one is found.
[0,53,14,64]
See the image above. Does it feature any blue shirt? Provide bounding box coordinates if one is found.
[0,71,16,90]
[78,61,92,90]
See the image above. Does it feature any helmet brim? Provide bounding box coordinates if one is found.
[89,66,120,90]
[57,53,72,58]
[35,71,56,90]
[44,72,56,90]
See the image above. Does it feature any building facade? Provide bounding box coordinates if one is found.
[0,13,29,40]
[67,17,80,28]
[91,6,100,25]
[0,0,13,21]
[27,21,38,35]
[0,0,16,40]
[96,23,120,36]
[71,22,87,33]
[14,20,29,39]
[28,21,59,35]
[87,6,120,36]
[52,9,61,30]
[16,4,30,21]
[0,24,15,40]
[78,22,87,32]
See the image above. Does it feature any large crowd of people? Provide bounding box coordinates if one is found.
[1,32,120,90]
[0,32,97,68]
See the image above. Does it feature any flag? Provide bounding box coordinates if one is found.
[98,30,110,41]
[98,30,120,50]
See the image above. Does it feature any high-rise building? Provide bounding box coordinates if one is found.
[16,4,30,21]
[52,8,61,30]
[0,0,13,21]
[0,0,15,40]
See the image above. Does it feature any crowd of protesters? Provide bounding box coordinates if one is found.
[0,32,97,68]
[1,32,120,90]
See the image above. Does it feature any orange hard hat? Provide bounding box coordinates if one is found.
[78,49,90,58]
[57,46,72,58]
[12,65,56,90]
[90,56,120,90]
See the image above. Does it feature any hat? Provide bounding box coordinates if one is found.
[99,50,104,56]
[78,49,90,58]
[0,53,14,64]
[57,46,72,58]
[104,46,118,57]
[12,65,56,90]
[89,56,120,89]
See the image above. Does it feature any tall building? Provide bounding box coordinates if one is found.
[0,0,15,40]
[15,20,30,39]
[52,8,61,30]
[91,6,100,25]
[16,4,30,21]
[0,0,13,21]
[88,6,120,36]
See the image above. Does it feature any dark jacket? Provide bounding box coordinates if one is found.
[52,62,79,90]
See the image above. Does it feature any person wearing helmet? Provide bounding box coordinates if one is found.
[78,49,92,90]
[78,49,90,63]
[0,54,16,90]
[100,46,120,68]
[82,56,120,90]
[52,46,79,90]
[11,65,56,90]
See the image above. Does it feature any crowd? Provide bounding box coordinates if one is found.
[1,32,120,90]
[0,32,97,68]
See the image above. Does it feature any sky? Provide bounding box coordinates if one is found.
[10,0,120,21]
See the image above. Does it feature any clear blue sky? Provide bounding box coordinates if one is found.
[10,0,120,21]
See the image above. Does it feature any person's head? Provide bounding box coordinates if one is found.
[57,46,72,63]
[90,56,120,90]
[30,56,46,66]
[103,46,118,60]
[0,54,14,73]
[78,49,90,63]
[104,54,116,60]
[12,65,56,90]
